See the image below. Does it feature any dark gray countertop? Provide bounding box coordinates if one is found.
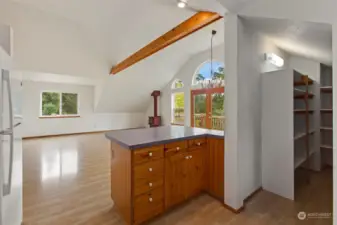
[105,126,224,150]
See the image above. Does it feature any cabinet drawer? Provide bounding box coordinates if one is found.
[165,141,187,157]
[134,177,163,197]
[134,159,164,180]
[188,138,206,148]
[133,145,164,165]
[134,188,164,224]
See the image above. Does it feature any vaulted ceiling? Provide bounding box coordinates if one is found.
[245,17,332,65]
[4,0,333,113]
[2,0,226,113]
[10,0,226,67]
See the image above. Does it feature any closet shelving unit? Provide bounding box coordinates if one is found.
[320,64,333,166]
[262,69,318,200]
[293,74,315,171]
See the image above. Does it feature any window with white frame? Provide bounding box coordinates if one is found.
[171,79,185,125]
[192,61,225,88]
[41,92,79,117]
[171,92,184,125]
[172,79,184,89]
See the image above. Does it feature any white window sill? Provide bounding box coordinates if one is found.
[39,115,80,119]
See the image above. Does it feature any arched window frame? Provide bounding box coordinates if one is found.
[171,79,184,90]
[192,60,225,88]
[190,60,225,130]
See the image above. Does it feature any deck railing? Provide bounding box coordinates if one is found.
[194,114,206,128]
[193,114,225,130]
[211,116,225,131]
[173,108,185,125]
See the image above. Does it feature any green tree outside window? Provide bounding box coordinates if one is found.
[41,92,79,116]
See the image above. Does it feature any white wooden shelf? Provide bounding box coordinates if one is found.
[294,130,315,140]
[294,109,314,114]
[321,145,333,150]
[294,149,315,169]
[293,88,314,99]
[321,127,333,131]
[321,109,333,113]
[321,86,332,93]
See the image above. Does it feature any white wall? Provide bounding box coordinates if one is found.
[0,1,110,78]
[333,24,337,225]
[261,69,295,200]
[224,15,288,209]
[239,0,336,24]
[289,56,321,81]
[219,1,336,222]
[144,44,225,126]
[21,79,144,138]
[0,23,12,57]
[223,14,241,209]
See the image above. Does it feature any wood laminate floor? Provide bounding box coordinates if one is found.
[23,133,333,225]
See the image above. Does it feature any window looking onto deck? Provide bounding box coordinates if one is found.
[171,79,185,125]
[171,92,185,125]
[192,61,225,87]
[191,61,225,131]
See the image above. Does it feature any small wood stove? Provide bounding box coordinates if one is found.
[148,90,161,127]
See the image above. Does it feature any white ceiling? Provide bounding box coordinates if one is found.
[96,19,225,113]
[7,0,226,113]
[217,0,256,12]
[11,0,226,65]
[244,17,333,65]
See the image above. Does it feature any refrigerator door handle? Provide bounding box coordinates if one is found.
[2,70,14,196]
[13,122,21,128]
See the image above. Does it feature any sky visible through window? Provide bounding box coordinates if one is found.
[198,62,223,79]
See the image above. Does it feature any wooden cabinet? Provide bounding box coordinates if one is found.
[133,159,164,196]
[134,187,164,224]
[133,145,164,165]
[165,152,186,209]
[110,137,224,225]
[165,147,206,209]
[184,148,205,199]
[188,137,206,149]
[207,138,224,199]
[132,148,164,225]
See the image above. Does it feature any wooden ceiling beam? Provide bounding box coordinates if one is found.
[110,11,222,75]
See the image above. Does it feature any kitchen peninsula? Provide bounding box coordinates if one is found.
[105,126,225,225]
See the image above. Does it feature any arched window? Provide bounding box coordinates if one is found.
[171,79,184,89]
[192,61,224,87]
[171,79,184,125]
[191,61,225,130]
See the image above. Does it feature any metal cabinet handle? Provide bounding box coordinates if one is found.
[149,182,153,187]
[148,152,153,157]
[149,197,153,202]
[185,156,189,160]
[148,168,153,172]
[190,155,193,159]
[197,142,201,146]
[176,147,180,151]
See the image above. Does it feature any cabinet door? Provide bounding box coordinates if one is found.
[164,152,186,209]
[208,138,224,199]
[184,148,204,199]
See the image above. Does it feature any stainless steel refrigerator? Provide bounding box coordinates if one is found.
[0,59,22,224]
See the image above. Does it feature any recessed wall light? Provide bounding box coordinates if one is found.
[177,1,186,8]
